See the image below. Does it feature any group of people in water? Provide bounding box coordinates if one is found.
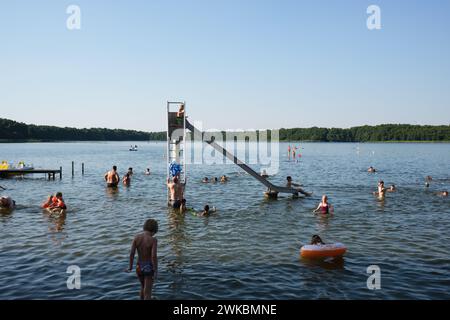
[2,157,449,301]
[201,175,229,183]
[104,166,138,188]
[368,167,448,199]
[41,192,67,213]
[287,145,302,161]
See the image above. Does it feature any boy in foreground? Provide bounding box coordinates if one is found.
[126,219,158,300]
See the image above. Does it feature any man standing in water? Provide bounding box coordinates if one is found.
[104,165,120,188]
[167,176,186,211]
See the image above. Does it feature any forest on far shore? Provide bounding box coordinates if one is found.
[1,118,450,142]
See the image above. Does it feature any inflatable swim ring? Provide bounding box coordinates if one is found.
[300,243,346,259]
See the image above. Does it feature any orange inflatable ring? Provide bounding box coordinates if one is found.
[300,243,347,259]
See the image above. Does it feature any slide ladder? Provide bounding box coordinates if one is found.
[167,101,187,183]
[185,119,300,195]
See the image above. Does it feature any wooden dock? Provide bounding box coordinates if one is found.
[0,167,62,180]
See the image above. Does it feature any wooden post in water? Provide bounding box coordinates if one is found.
[72,161,74,177]
[82,163,84,175]
[60,167,62,179]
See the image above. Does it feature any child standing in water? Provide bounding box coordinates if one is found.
[313,195,333,214]
[126,219,158,300]
[123,173,131,186]
[48,192,67,211]
[373,180,387,199]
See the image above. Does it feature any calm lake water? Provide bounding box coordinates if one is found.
[0,141,449,300]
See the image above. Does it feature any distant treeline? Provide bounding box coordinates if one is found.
[0,118,165,142]
[279,124,450,142]
[1,118,449,142]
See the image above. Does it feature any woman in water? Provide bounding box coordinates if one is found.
[313,195,333,215]
[368,166,376,173]
[145,168,151,175]
[202,177,209,183]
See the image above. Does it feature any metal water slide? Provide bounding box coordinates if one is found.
[184,119,300,195]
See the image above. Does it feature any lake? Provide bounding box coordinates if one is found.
[0,141,449,299]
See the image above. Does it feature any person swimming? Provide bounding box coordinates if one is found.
[313,195,333,214]
[220,175,229,183]
[438,191,448,197]
[190,205,217,217]
[368,166,376,173]
[145,168,151,175]
[311,235,325,245]
[0,196,15,209]
[46,192,67,213]
[387,184,397,192]
[200,205,217,217]
[202,177,209,183]
[286,176,312,196]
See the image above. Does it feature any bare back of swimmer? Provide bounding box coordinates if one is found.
[167,176,186,210]
[105,166,120,187]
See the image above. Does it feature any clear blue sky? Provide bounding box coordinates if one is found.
[1,0,449,131]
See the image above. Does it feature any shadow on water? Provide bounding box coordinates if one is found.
[166,209,189,275]
[0,208,14,221]
[105,186,120,200]
[314,214,332,233]
[300,256,346,271]
[375,197,386,211]
[43,210,67,233]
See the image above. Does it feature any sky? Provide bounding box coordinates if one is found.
[1,0,449,131]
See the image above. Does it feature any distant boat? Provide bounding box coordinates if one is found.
[129,145,138,151]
